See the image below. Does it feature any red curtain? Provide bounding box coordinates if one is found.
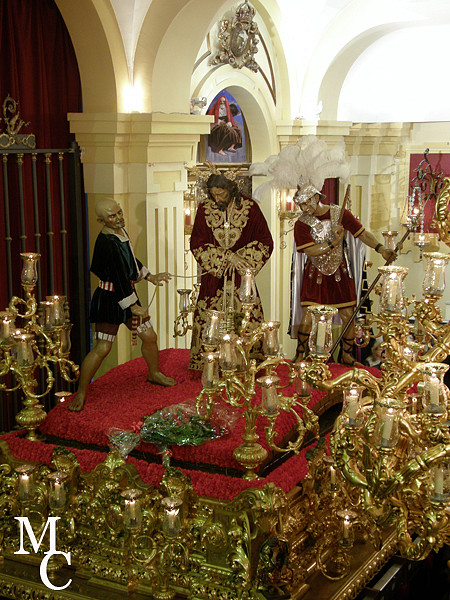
[0,0,82,304]
[0,0,82,148]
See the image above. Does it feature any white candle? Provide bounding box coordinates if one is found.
[434,468,444,496]
[128,499,136,520]
[347,390,358,421]
[20,473,30,497]
[54,480,62,503]
[386,278,398,311]
[428,377,440,406]
[316,320,327,352]
[381,412,394,446]
[342,516,350,540]
[265,385,278,413]
[330,465,336,486]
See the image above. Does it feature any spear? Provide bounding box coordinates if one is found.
[328,225,413,360]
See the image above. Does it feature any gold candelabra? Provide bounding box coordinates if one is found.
[0,253,79,439]
[194,268,319,480]
[293,248,450,577]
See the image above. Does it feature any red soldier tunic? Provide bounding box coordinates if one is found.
[294,207,364,308]
[189,195,273,370]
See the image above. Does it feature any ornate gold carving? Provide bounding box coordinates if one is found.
[209,1,260,72]
[0,95,35,149]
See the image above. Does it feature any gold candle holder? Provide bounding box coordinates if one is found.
[219,333,238,371]
[47,472,67,510]
[308,305,337,356]
[161,496,183,538]
[201,351,219,389]
[417,362,449,416]
[238,269,257,304]
[15,464,36,502]
[202,310,225,346]
[257,374,280,415]
[373,397,403,449]
[20,252,40,287]
[177,289,192,314]
[422,252,450,297]
[262,321,280,357]
[121,489,143,530]
[378,266,408,314]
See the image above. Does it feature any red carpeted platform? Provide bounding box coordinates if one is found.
[1,349,381,500]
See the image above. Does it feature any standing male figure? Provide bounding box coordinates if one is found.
[69,197,176,412]
[292,184,395,365]
[189,173,273,370]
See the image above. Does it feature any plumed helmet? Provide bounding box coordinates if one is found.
[293,183,325,206]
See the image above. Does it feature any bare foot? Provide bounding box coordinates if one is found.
[227,147,237,153]
[68,393,86,412]
[218,150,227,156]
[146,372,177,387]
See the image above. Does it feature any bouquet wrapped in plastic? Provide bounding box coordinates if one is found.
[107,401,240,464]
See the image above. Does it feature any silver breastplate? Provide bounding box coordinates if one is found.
[299,205,343,275]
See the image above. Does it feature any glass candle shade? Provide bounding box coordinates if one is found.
[202,310,225,346]
[323,455,338,489]
[337,510,357,548]
[257,374,280,414]
[0,311,15,345]
[161,496,183,538]
[219,333,238,370]
[381,230,398,251]
[342,385,363,428]
[430,463,449,504]
[12,331,35,367]
[15,464,36,502]
[47,472,67,510]
[20,252,40,286]
[422,252,449,297]
[403,340,423,362]
[417,362,449,416]
[308,305,337,355]
[234,337,246,371]
[39,301,56,331]
[238,269,257,304]
[373,398,403,449]
[201,351,219,389]
[121,489,143,530]
[57,324,72,355]
[295,362,312,397]
[262,321,280,357]
[378,266,408,314]
[177,289,192,314]
[45,295,66,326]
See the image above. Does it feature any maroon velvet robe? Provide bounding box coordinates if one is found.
[189,195,273,370]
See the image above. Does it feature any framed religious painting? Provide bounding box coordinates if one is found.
[197,90,251,164]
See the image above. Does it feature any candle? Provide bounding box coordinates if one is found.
[381,411,394,447]
[316,320,327,352]
[285,196,292,211]
[21,473,30,497]
[428,377,440,407]
[264,383,278,414]
[185,208,191,226]
[128,499,137,520]
[343,516,350,540]
[347,392,358,423]
[330,465,336,486]
[434,468,444,497]
[386,278,398,311]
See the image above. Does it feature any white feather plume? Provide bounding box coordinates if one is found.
[250,135,350,200]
